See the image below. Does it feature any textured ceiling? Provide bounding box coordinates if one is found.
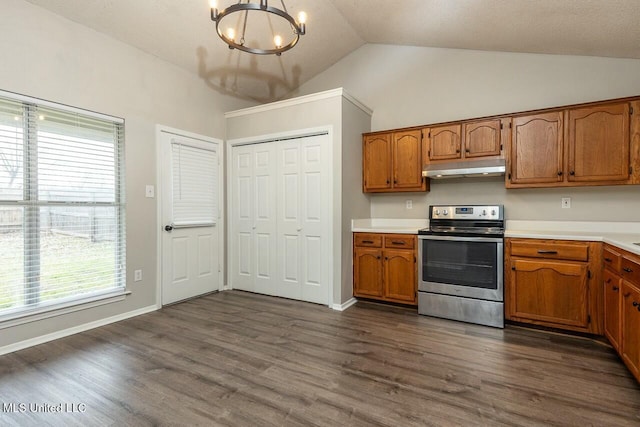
[24,0,640,102]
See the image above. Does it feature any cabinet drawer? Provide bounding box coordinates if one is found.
[621,257,640,284]
[603,246,622,273]
[384,235,415,249]
[354,233,382,248]
[510,240,588,262]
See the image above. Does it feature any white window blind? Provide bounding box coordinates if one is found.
[171,140,218,226]
[0,92,125,320]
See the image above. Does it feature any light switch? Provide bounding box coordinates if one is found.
[145,185,155,198]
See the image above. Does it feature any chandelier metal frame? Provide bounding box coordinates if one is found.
[210,0,306,56]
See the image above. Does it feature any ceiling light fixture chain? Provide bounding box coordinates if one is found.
[209,0,307,56]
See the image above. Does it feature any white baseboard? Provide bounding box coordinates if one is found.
[0,305,157,356]
[332,297,357,311]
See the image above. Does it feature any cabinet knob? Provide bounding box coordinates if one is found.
[606,278,611,283]
[613,286,619,291]
[465,149,470,153]
[604,257,612,262]
[386,179,390,184]
[557,171,563,176]
[569,171,575,176]
[456,149,460,153]
[633,301,639,307]
[377,256,381,260]
[623,267,633,273]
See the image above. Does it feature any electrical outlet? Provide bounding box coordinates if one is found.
[406,199,413,209]
[561,197,571,209]
[134,269,142,282]
[145,185,155,198]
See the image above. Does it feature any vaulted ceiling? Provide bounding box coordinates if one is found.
[24,0,640,103]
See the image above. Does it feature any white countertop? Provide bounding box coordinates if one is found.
[351,218,428,234]
[505,220,640,256]
[351,218,640,255]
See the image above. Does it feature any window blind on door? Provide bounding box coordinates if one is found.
[171,141,218,226]
[0,92,125,320]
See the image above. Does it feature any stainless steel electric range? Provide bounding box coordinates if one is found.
[418,205,505,328]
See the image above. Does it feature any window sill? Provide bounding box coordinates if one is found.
[0,289,131,330]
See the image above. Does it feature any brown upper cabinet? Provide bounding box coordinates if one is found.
[424,124,462,161]
[567,103,630,183]
[424,120,503,162]
[363,133,392,191]
[364,95,640,193]
[508,111,564,186]
[363,130,427,193]
[462,119,503,158]
[507,100,638,188]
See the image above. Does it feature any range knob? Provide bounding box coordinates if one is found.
[443,210,449,215]
[491,209,496,216]
[434,209,440,216]
[482,209,487,216]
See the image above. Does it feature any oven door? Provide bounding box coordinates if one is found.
[418,235,503,301]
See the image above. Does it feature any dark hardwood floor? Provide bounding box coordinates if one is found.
[1,290,639,426]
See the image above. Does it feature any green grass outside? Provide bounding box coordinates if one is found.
[0,232,117,310]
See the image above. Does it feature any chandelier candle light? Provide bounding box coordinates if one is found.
[209,0,307,56]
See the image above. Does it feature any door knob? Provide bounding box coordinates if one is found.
[164,225,173,232]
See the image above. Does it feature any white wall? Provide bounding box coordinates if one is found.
[0,0,254,349]
[293,44,640,221]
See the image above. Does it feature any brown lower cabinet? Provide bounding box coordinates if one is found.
[353,233,417,305]
[602,244,640,382]
[505,238,602,334]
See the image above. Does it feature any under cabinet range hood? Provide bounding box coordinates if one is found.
[422,158,506,179]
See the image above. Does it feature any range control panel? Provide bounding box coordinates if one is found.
[429,205,503,220]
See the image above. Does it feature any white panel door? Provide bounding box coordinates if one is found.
[230,145,254,292]
[276,140,302,300]
[299,135,329,304]
[161,133,220,305]
[252,144,277,296]
[230,133,330,305]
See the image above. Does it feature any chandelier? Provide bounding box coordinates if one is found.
[209,0,307,56]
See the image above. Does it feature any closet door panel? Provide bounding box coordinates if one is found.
[231,145,254,291]
[253,144,277,296]
[300,135,329,304]
[277,141,303,300]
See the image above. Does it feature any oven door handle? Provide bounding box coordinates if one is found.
[418,235,504,243]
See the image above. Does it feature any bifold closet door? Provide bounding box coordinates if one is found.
[276,135,329,304]
[230,144,277,295]
[230,134,329,305]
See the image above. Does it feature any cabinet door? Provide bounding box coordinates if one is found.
[427,124,462,161]
[384,249,416,304]
[354,248,384,298]
[568,103,630,182]
[363,134,392,191]
[621,281,640,380]
[604,269,622,351]
[510,112,564,185]
[393,130,424,190]
[510,258,588,328]
[463,119,501,158]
